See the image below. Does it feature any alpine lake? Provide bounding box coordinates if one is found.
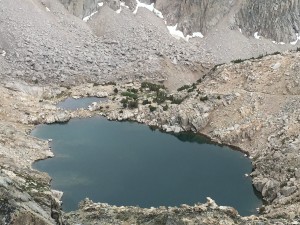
[32,97,262,216]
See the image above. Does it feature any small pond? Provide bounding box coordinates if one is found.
[57,97,106,110]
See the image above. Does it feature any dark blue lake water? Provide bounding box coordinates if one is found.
[32,116,262,216]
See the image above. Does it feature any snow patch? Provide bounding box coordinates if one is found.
[1,50,6,57]
[254,32,261,39]
[45,7,50,12]
[82,2,104,22]
[272,41,285,45]
[167,24,186,40]
[83,11,98,22]
[133,0,163,19]
[120,2,129,8]
[191,32,204,38]
[116,8,122,13]
[167,24,203,41]
[116,2,129,14]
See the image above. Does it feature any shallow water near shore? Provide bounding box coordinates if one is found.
[32,116,262,216]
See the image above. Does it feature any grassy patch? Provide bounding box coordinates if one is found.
[121,91,138,100]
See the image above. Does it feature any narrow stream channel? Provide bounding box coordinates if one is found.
[32,115,262,216]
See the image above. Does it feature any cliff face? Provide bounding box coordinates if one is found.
[59,0,101,18]
[155,0,300,42]
[155,0,233,35]
[59,0,300,42]
[236,0,300,43]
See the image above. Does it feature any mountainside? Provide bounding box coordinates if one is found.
[155,0,234,36]
[155,0,300,43]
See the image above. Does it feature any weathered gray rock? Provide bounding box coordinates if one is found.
[236,0,300,42]
[59,0,102,18]
[281,186,297,197]
[262,179,280,202]
[155,0,233,36]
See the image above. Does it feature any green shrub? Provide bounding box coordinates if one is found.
[231,59,244,64]
[141,82,165,92]
[163,105,169,111]
[128,100,138,109]
[142,99,151,105]
[168,95,185,104]
[256,54,264,59]
[177,85,190,92]
[154,90,168,104]
[120,98,128,104]
[114,88,118,94]
[171,98,185,104]
[149,105,157,112]
[271,51,280,55]
[105,81,116,86]
[200,96,208,101]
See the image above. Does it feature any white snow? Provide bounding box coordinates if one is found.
[45,7,50,12]
[116,2,129,14]
[272,41,285,45]
[133,0,164,19]
[191,32,204,38]
[167,24,187,41]
[290,33,300,45]
[167,24,203,41]
[116,8,122,14]
[83,11,98,22]
[120,2,129,8]
[254,32,261,39]
[82,2,104,22]
[1,50,6,57]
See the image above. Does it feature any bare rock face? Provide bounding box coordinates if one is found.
[155,0,234,35]
[154,0,300,42]
[59,0,102,18]
[236,0,300,43]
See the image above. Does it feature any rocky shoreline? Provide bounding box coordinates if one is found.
[1,50,300,225]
